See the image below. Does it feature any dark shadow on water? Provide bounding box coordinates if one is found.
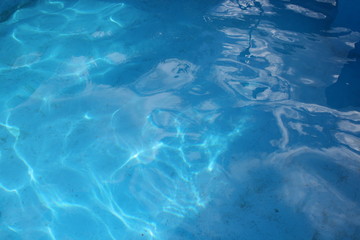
[0,0,37,22]
[326,41,360,109]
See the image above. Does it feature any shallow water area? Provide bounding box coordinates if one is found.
[0,0,360,239]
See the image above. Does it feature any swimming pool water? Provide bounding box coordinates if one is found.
[0,0,359,239]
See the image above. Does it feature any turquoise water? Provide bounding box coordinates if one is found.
[0,0,360,239]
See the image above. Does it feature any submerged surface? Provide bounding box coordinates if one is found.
[0,0,360,239]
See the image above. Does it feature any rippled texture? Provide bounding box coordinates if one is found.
[0,0,359,239]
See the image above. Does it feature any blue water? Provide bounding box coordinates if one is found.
[0,0,360,239]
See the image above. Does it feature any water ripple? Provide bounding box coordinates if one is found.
[0,0,359,239]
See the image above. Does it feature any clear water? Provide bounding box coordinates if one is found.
[0,0,359,239]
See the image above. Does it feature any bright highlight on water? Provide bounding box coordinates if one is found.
[0,0,359,239]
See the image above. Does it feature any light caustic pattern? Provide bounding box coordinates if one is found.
[1,0,360,240]
[0,1,245,239]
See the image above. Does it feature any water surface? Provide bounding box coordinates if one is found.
[0,0,359,239]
